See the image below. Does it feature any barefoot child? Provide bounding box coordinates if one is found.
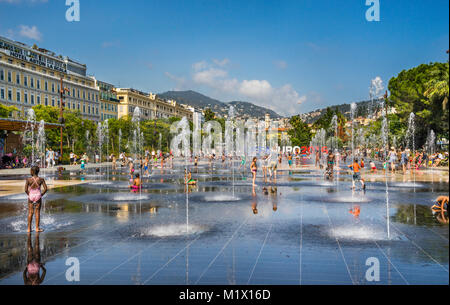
[129,173,141,191]
[250,157,258,186]
[25,166,48,233]
[185,169,197,185]
[349,158,365,190]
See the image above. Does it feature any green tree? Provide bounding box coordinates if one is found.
[388,62,449,147]
[203,108,216,121]
[288,115,312,147]
[0,104,19,118]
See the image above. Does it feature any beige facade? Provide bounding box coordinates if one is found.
[94,78,119,121]
[0,36,100,121]
[116,88,193,120]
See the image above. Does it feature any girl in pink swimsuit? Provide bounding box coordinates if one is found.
[25,166,48,233]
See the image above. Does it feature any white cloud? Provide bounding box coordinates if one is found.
[18,25,42,41]
[4,25,42,41]
[212,58,230,67]
[239,80,272,98]
[193,68,228,87]
[192,61,208,71]
[190,60,306,116]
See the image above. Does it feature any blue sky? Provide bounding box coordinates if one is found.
[0,0,448,115]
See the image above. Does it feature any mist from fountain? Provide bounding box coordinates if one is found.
[23,109,37,165]
[37,120,46,169]
[406,113,416,189]
[380,96,390,239]
[96,122,103,178]
[350,103,357,164]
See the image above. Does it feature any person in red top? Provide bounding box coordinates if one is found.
[349,158,365,190]
[360,158,365,168]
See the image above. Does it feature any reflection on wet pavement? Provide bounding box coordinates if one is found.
[0,161,448,285]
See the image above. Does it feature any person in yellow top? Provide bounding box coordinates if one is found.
[349,158,365,190]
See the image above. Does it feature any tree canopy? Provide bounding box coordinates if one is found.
[388,62,449,147]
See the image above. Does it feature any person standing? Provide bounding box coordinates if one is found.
[250,157,258,186]
[388,147,397,173]
[400,148,407,174]
[25,166,48,233]
[349,158,365,190]
[45,148,50,168]
[49,149,55,168]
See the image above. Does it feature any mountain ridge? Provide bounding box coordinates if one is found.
[157,90,283,119]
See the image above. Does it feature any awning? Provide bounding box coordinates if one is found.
[0,118,64,131]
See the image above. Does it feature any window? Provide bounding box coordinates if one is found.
[0,69,3,81]
[52,98,55,107]
[31,94,35,105]
[30,77,34,88]
[83,104,85,113]
[24,91,28,104]
[45,96,48,106]
[24,76,28,87]
[16,91,20,102]
[88,105,91,114]
[8,71,12,82]
[77,90,80,98]
[37,95,40,105]
[88,92,90,101]
[8,88,12,100]
[37,79,40,90]
[52,83,55,93]
[16,73,20,85]
[77,103,80,111]
[45,81,48,91]
[0,88,4,99]
[72,88,75,97]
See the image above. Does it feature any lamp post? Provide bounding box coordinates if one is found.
[59,76,69,163]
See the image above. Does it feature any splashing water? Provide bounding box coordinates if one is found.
[140,224,206,237]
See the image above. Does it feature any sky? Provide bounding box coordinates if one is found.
[0,0,448,116]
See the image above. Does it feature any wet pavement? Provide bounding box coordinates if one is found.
[0,159,448,285]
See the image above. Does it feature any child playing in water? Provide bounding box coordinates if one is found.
[129,173,141,190]
[143,158,150,177]
[129,161,135,182]
[250,157,258,186]
[80,158,86,170]
[370,160,377,173]
[185,169,197,185]
[287,153,293,168]
[431,196,448,212]
[24,166,48,233]
[349,158,365,191]
[238,155,246,170]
